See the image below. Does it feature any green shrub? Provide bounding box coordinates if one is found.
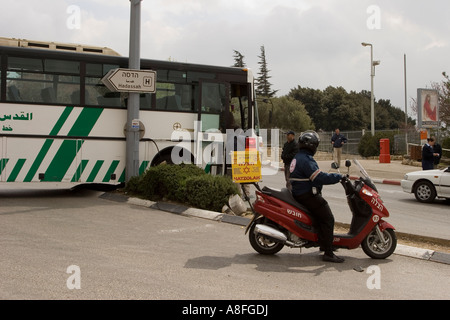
[138,163,205,201]
[442,137,450,158]
[185,175,239,212]
[123,175,143,195]
[125,163,239,212]
[358,132,396,157]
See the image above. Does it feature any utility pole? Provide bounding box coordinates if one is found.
[126,0,142,182]
[404,54,408,154]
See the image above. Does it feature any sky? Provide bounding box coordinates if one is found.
[2,0,449,117]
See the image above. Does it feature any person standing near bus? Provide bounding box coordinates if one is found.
[281,131,298,190]
[431,136,442,169]
[331,128,347,168]
[422,137,439,170]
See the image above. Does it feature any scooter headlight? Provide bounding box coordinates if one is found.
[362,189,373,197]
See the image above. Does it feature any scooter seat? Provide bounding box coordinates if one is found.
[261,187,312,215]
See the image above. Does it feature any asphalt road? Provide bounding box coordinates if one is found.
[0,187,449,300]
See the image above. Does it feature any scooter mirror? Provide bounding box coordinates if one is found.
[345,160,351,168]
[331,162,338,169]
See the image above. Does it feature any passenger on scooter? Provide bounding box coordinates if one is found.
[289,130,345,263]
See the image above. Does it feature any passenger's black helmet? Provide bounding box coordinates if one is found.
[298,130,320,155]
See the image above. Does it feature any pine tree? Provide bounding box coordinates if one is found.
[256,45,277,98]
[232,50,246,67]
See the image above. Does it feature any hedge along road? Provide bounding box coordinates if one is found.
[125,163,240,213]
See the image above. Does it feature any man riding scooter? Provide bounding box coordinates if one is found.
[289,131,345,263]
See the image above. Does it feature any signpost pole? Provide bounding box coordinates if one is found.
[126,0,142,182]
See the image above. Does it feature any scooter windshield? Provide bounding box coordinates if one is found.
[353,159,370,179]
[353,159,377,192]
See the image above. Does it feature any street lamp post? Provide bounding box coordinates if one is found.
[361,42,380,136]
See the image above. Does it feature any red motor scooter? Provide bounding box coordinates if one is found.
[244,159,397,259]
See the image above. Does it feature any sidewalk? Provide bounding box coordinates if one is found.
[316,158,420,186]
[267,151,425,186]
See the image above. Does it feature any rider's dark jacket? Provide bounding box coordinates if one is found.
[289,149,342,197]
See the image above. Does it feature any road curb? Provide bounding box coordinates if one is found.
[101,192,449,265]
[279,166,403,186]
[350,175,401,186]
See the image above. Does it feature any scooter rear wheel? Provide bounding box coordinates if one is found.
[249,223,285,255]
[361,228,397,259]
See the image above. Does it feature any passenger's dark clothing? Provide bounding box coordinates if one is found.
[290,149,341,197]
[331,133,347,148]
[282,139,298,190]
[290,149,341,254]
[281,140,299,165]
[434,143,442,166]
[422,144,435,170]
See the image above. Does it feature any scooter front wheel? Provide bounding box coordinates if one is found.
[249,223,285,255]
[361,228,397,259]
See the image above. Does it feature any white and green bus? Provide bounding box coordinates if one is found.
[0,39,260,186]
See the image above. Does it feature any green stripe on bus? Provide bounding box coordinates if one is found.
[7,159,26,182]
[42,140,83,181]
[87,160,104,182]
[139,161,150,175]
[71,159,89,182]
[43,108,103,182]
[102,160,120,182]
[67,108,103,137]
[24,139,54,182]
[50,106,74,135]
[0,158,9,176]
[117,161,149,183]
[119,168,126,182]
[24,106,74,182]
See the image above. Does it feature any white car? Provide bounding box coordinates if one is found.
[401,166,450,203]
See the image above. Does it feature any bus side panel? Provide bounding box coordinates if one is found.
[0,137,53,182]
[71,140,126,183]
[0,136,129,183]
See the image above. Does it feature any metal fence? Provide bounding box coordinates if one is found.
[316,129,423,155]
[272,129,449,163]
[275,129,424,155]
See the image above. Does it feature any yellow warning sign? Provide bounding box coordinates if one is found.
[231,151,262,183]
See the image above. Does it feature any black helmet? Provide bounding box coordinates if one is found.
[298,130,320,155]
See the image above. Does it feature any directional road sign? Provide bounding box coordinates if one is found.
[102,68,156,93]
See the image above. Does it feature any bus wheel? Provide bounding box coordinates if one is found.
[152,154,173,166]
[151,147,193,166]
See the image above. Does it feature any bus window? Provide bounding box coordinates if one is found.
[230,84,249,131]
[86,63,118,77]
[86,76,123,107]
[85,63,124,108]
[8,57,43,72]
[139,93,152,110]
[200,82,228,132]
[6,72,80,105]
[44,59,79,74]
[6,57,80,105]
[157,69,186,83]
[156,83,195,112]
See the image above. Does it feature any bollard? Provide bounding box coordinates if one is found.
[379,138,390,163]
